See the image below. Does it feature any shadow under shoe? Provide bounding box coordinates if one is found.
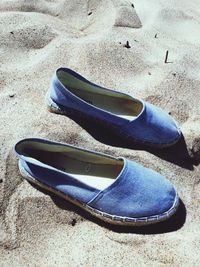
[53,108,196,170]
[29,182,186,235]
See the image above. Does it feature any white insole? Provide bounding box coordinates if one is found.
[66,173,114,190]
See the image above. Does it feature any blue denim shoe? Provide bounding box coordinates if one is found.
[15,138,179,225]
[47,68,181,148]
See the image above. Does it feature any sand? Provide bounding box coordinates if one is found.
[0,0,200,266]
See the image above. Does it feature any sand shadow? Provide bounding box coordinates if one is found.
[62,113,197,170]
[30,182,186,235]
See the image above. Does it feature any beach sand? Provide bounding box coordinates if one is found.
[0,0,200,266]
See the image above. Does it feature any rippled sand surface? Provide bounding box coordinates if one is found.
[0,0,200,266]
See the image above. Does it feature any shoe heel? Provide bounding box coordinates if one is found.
[18,160,34,182]
[46,93,65,115]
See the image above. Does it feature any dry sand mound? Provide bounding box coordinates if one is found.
[0,0,200,266]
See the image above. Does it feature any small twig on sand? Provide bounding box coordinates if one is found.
[154,33,158,38]
[9,93,15,98]
[165,50,169,63]
[124,41,131,48]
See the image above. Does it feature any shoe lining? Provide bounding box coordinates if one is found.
[18,141,124,190]
[58,70,143,121]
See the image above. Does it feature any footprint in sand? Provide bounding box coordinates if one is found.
[0,149,22,216]
[0,0,142,33]
[0,0,143,72]
[0,0,65,16]
[0,12,74,70]
[112,0,142,28]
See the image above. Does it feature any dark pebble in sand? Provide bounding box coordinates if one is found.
[71,218,77,226]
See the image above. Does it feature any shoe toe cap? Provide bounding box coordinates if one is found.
[126,102,181,146]
[127,169,178,219]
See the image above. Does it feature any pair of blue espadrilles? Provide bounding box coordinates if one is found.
[15,68,181,226]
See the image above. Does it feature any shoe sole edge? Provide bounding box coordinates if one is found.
[18,160,180,226]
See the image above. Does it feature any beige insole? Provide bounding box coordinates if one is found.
[69,87,137,120]
[58,70,143,121]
